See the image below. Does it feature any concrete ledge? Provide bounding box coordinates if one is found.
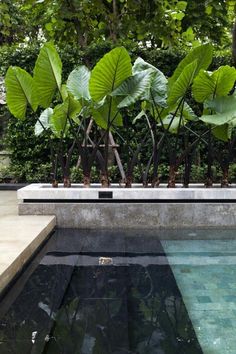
[0,215,56,293]
[19,202,236,229]
[18,184,236,228]
[0,183,28,191]
[17,183,236,201]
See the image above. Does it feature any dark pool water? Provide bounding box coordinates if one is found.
[0,229,202,354]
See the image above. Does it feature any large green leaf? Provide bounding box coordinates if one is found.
[167,60,198,106]
[192,66,236,103]
[205,94,236,114]
[210,66,236,97]
[201,94,236,141]
[212,124,230,142]
[50,101,69,138]
[5,66,38,120]
[132,57,158,75]
[200,111,236,126]
[111,70,153,108]
[132,110,147,124]
[192,70,215,103]
[89,47,132,102]
[35,107,53,136]
[67,66,91,101]
[33,42,62,108]
[159,102,196,122]
[169,44,213,88]
[92,99,122,129]
[50,95,82,137]
[149,70,168,107]
[160,116,184,134]
[182,102,198,121]
[61,84,68,101]
[132,57,167,107]
[158,102,196,133]
[67,94,82,123]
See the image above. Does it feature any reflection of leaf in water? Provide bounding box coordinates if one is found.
[38,301,56,320]
[109,299,122,318]
[44,297,86,354]
[138,296,161,322]
[44,297,126,354]
[0,321,39,354]
[81,333,96,354]
[137,329,166,354]
[129,266,154,300]
[128,265,201,353]
[107,290,116,298]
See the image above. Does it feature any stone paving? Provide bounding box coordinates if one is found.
[0,191,55,292]
[163,239,236,354]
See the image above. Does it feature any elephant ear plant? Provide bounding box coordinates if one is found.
[5,42,90,187]
[117,57,168,187]
[5,44,149,188]
[164,43,213,187]
[88,47,132,186]
[6,42,236,189]
[5,66,38,119]
[107,56,169,187]
[85,46,153,187]
[123,44,213,188]
[192,65,236,186]
[131,60,169,187]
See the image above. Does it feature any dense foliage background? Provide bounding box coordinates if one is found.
[1,0,235,49]
[0,0,236,183]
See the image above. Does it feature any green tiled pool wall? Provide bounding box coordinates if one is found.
[162,240,236,354]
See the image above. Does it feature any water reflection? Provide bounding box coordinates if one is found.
[45,263,201,353]
[0,231,202,354]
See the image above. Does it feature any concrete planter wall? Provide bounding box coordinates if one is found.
[18,183,236,229]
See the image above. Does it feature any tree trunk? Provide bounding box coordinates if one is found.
[110,0,118,42]
[232,19,236,67]
[167,165,176,188]
[221,167,229,187]
[52,179,58,188]
[83,174,91,188]
[125,176,132,188]
[205,131,213,187]
[63,176,71,188]
[220,143,230,188]
[151,176,160,188]
[100,173,110,187]
[183,156,191,188]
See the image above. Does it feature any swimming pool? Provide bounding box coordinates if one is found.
[0,228,235,353]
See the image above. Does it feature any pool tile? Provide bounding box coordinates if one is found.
[180,267,191,273]
[163,238,236,354]
[223,295,236,302]
[197,296,212,303]
[216,318,232,328]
